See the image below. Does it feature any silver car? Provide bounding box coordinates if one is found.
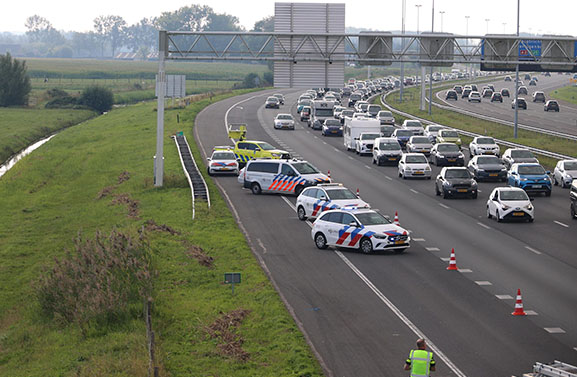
[406,136,433,156]
[553,159,577,188]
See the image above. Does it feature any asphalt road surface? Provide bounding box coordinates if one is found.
[194,89,577,377]
[435,73,577,136]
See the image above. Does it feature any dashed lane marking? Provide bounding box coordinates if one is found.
[544,327,566,334]
[525,310,538,316]
[322,141,327,145]
[426,247,440,251]
[440,257,450,261]
[475,281,493,286]
[410,189,419,194]
[477,222,491,229]
[438,203,450,209]
[496,295,514,300]
[458,269,473,273]
[334,148,340,152]
[348,156,354,160]
[385,176,393,181]
[525,246,542,255]
[365,166,372,170]
[413,238,426,242]
[554,220,569,228]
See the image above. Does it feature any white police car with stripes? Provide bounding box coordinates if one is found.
[240,159,330,195]
[296,183,369,220]
[311,208,410,253]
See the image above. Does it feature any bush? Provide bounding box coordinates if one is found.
[0,53,31,107]
[80,86,114,113]
[242,72,260,88]
[36,229,154,332]
[44,96,79,109]
[46,88,69,98]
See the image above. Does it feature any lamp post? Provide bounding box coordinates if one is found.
[416,4,425,111]
[439,11,445,32]
[503,22,507,34]
[485,18,490,34]
[416,4,422,33]
[465,16,470,77]
[514,0,520,139]
[400,0,406,102]
[428,0,435,115]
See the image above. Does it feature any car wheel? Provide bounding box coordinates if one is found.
[314,232,328,250]
[528,217,534,223]
[297,206,307,221]
[398,171,402,178]
[207,168,213,176]
[571,204,576,219]
[435,184,440,196]
[442,189,449,199]
[251,182,262,195]
[294,185,304,196]
[472,192,478,199]
[359,237,373,254]
[545,190,551,197]
[553,176,558,186]
[496,210,502,222]
[487,206,492,219]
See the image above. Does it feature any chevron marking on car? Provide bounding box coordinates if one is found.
[348,227,376,247]
[311,200,339,217]
[336,226,352,245]
[268,175,307,192]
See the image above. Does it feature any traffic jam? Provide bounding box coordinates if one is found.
[207,75,577,253]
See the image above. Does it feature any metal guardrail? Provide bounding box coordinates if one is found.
[431,92,577,141]
[533,361,577,377]
[174,134,211,219]
[381,90,573,161]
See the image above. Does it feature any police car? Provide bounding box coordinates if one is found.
[206,147,239,176]
[311,208,410,253]
[240,158,330,196]
[296,183,370,221]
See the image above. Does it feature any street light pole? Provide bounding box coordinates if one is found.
[514,0,520,139]
[465,16,470,77]
[439,11,445,32]
[428,0,434,115]
[502,22,507,34]
[400,0,406,102]
[485,18,490,34]
[416,4,425,111]
[416,4,422,33]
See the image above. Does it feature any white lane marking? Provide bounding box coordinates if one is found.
[283,192,467,377]
[334,148,340,152]
[257,238,267,254]
[281,196,296,211]
[413,238,426,242]
[365,165,372,170]
[335,251,467,377]
[224,94,262,142]
[477,222,491,229]
[313,135,318,139]
[544,327,566,334]
[525,246,542,255]
[554,220,569,228]
[348,156,354,160]
[410,189,419,194]
[525,310,538,316]
[426,247,440,251]
[385,176,393,181]
[496,295,514,300]
[475,281,493,286]
[458,269,473,273]
[573,347,577,352]
[438,203,450,209]
[322,141,327,145]
[440,257,450,261]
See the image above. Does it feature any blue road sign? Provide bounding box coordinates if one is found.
[519,40,541,61]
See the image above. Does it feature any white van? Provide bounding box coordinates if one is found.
[240,159,330,196]
[343,117,381,151]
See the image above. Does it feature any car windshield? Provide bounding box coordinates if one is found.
[277,115,292,120]
[511,150,534,158]
[361,133,380,140]
[380,140,401,150]
[355,212,391,226]
[441,131,459,138]
[326,189,357,200]
[564,161,577,170]
[427,126,442,133]
[299,99,311,106]
[500,190,529,201]
[406,155,428,163]
[411,137,430,144]
[405,120,422,127]
[212,152,235,160]
[518,165,545,175]
[445,169,471,179]
[267,97,278,102]
[292,162,320,175]
[378,111,393,117]
[396,130,413,137]
[476,137,495,144]
[342,110,354,116]
[437,144,460,152]
[477,156,501,164]
[257,142,275,151]
[316,109,334,117]
[325,119,340,126]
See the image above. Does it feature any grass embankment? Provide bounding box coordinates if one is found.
[382,87,577,169]
[0,90,323,376]
[549,84,577,106]
[0,108,96,164]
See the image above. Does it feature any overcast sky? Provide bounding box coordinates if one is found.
[2,0,575,36]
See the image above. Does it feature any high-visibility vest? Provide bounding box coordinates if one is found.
[407,349,433,377]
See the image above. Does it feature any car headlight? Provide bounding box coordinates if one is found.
[443,181,452,187]
[437,154,445,159]
[271,153,281,158]
[501,204,510,210]
[500,168,507,171]
[373,234,388,239]
[425,166,431,171]
[457,139,462,144]
[525,204,533,210]
[520,178,528,181]
[472,181,478,187]
[339,127,343,131]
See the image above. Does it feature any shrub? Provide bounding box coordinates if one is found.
[44,96,79,109]
[0,53,31,107]
[46,88,69,98]
[241,72,260,88]
[80,86,114,113]
[36,229,154,332]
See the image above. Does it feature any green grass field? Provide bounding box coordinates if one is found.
[549,84,577,105]
[382,87,577,169]
[0,90,322,376]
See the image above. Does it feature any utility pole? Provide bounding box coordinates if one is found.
[400,0,406,102]
[439,11,445,32]
[416,4,426,111]
[514,0,520,139]
[485,18,490,34]
[465,16,470,78]
[428,0,434,115]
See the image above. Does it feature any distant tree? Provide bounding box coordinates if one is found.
[252,16,274,32]
[242,73,260,88]
[49,45,74,58]
[80,86,114,113]
[93,15,127,57]
[0,53,31,107]
[205,13,243,31]
[125,17,158,53]
[25,15,65,47]
[71,32,100,58]
[155,5,212,31]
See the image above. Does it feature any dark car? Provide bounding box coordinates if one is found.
[487,84,495,91]
[524,73,531,80]
[446,90,458,100]
[518,86,528,95]
[500,88,510,97]
[504,76,512,81]
[435,167,478,199]
[544,100,560,112]
[430,143,465,166]
[392,129,414,149]
[461,88,472,98]
[453,85,463,94]
[470,84,478,92]
[491,92,503,102]
[265,96,280,109]
[529,79,537,86]
[482,89,493,98]
[571,180,577,219]
[468,155,507,182]
[512,98,527,110]
[380,125,396,138]
[321,119,343,136]
[273,93,285,105]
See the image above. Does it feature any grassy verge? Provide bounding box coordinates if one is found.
[0,108,96,164]
[0,90,323,376]
[382,87,577,169]
[549,84,577,105]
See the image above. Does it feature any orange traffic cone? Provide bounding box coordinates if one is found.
[356,188,360,197]
[393,211,400,226]
[446,248,458,270]
[512,289,527,316]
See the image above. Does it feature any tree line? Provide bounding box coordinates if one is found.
[0,5,273,59]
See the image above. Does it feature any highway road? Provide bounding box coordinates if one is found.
[194,89,577,376]
[435,73,577,137]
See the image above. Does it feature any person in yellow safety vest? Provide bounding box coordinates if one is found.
[404,338,436,377]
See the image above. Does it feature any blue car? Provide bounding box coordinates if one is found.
[392,129,414,149]
[507,163,552,197]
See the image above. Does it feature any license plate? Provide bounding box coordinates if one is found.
[533,185,542,188]
[331,130,338,133]
[448,158,456,162]
[420,150,428,152]
[457,189,468,193]
[484,151,492,154]
[512,212,525,216]
[388,157,397,161]
[489,173,498,177]
[414,171,424,174]
[395,240,405,245]
[220,168,231,171]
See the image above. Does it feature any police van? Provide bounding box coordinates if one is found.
[240,159,331,196]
